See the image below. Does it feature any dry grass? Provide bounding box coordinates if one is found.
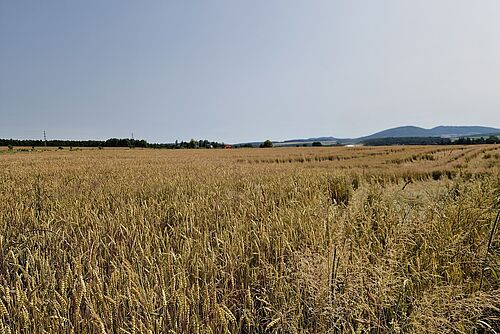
[0,145,499,333]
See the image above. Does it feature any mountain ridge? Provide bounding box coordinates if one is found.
[361,125,500,141]
[245,125,500,146]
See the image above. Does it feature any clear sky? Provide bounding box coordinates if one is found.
[1,1,499,143]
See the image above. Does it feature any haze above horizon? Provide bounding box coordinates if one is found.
[1,1,499,143]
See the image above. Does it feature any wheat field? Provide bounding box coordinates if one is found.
[0,145,499,333]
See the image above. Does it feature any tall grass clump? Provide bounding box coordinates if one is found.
[327,175,352,206]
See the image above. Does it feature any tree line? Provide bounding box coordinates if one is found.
[3,135,498,149]
[0,138,232,149]
[0,138,149,148]
[452,136,500,145]
[149,139,227,149]
[362,135,500,146]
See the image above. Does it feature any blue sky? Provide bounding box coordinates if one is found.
[1,1,499,143]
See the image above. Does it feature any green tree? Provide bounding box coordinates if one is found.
[260,140,273,148]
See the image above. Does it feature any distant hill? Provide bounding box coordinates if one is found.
[240,125,500,146]
[282,136,339,143]
[360,125,500,141]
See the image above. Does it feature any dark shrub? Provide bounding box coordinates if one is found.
[431,170,442,180]
[328,176,352,205]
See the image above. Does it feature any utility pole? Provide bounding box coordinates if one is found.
[43,131,47,146]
